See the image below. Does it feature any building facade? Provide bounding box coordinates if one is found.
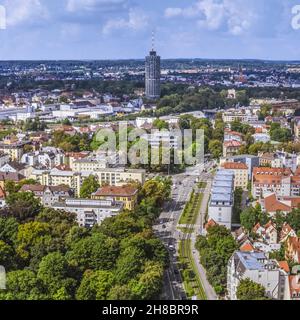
[145,50,161,100]
[208,170,235,229]
[227,251,288,300]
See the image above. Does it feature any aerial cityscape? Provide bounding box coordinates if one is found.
[1,0,300,306]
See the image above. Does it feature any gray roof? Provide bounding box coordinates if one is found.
[236,251,267,271]
[211,193,233,202]
[211,186,233,194]
[230,154,259,160]
[213,180,233,188]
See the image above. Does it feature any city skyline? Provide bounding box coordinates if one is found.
[0,0,300,60]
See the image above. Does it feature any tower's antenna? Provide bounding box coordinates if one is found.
[151,29,155,51]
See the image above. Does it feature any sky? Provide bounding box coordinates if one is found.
[0,0,300,60]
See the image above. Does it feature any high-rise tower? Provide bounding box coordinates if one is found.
[145,31,161,100]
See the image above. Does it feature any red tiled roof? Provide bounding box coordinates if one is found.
[93,185,138,197]
[278,261,290,273]
[253,167,293,185]
[224,141,242,148]
[205,219,218,230]
[253,167,292,176]
[223,162,248,170]
[240,242,255,252]
[224,129,243,137]
[264,194,291,213]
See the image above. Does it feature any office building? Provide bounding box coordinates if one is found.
[145,39,161,100]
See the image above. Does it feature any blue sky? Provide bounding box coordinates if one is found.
[0,0,300,60]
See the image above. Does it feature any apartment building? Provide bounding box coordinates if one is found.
[71,157,108,172]
[70,153,118,171]
[208,170,235,229]
[224,130,243,143]
[92,185,138,211]
[141,130,180,149]
[223,140,242,157]
[227,154,259,177]
[30,168,82,197]
[222,162,248,190]
[222,111,258,123]
[21,148,64,169]
[94,168,145,187]
[0,172,25,191]
[53,198,123,228]
[0,136,32,161]
[30,167,145,197]
[252,167,300,199]
[20,184,73,207]
[227,251,289,300]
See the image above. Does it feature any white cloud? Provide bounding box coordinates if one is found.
[165,0,258,35]
[66,0,128,13]
[4,0,49,27]
[165,8,183,18]
[102,8,148,35]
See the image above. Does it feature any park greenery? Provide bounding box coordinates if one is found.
[0,177,171,300]
[195,225,238,295]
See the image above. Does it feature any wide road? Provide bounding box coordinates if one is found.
[154,161,216,300]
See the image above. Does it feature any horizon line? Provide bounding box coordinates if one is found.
[0,57,300,63]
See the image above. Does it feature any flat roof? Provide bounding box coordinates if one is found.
[236,251,267,271]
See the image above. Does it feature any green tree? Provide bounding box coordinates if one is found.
[0,217,19,245]
[0,240,15,269]
[66,232,119,272]
[153,119,169,130]
[37,252,76,299]
[208,140,223,159]
[287,208,300,233]
[76,270,115,300]
[80,175,100,199]
[0,270,45,300]
[6,192,42,222]
[237,278,267,300]
[130,261,164,300]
